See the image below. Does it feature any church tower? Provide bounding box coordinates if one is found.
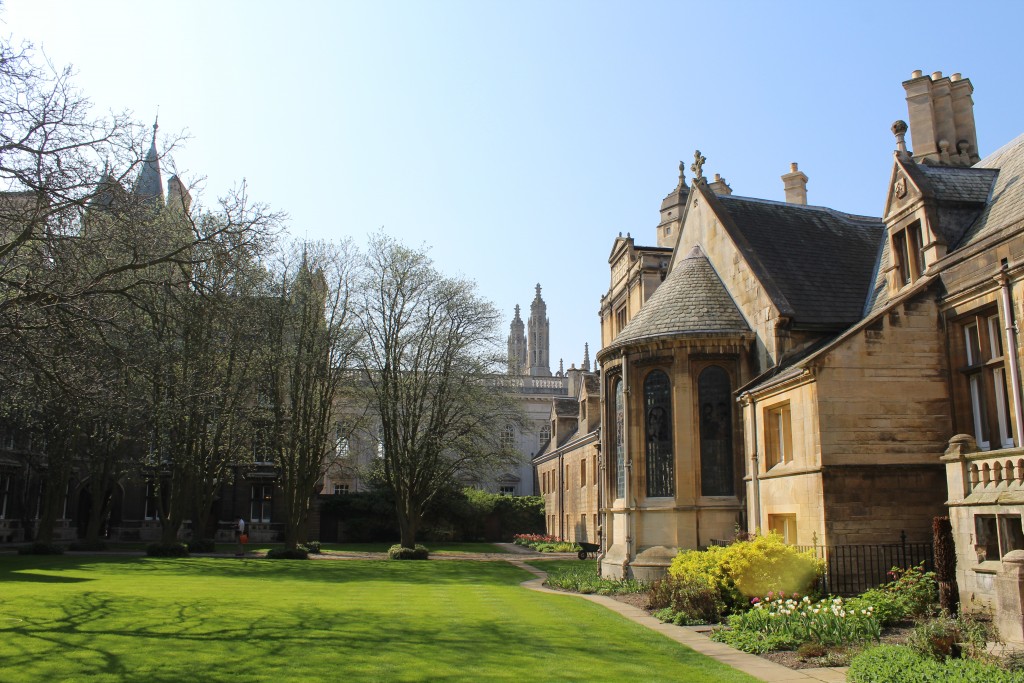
[507,304,527,375]
[527,283,552,377]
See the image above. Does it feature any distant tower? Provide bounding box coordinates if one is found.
[527,283,552,377]
[507,304,527,375]
[582,343,590,372]
[134,117,164,204]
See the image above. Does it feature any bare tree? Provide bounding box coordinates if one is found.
[357,235,521,549]
[260,240,362,549]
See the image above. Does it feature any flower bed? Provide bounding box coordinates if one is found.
[512,533,580,553]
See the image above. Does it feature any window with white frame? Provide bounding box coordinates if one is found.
[333,483,350,495]
[501,425,515,448]
[539,424,551,448]
[975,514,1024,562]
[498,485,515,496]
[250,484,273,523]
[959,311,1015,451]
[765,402,793,469]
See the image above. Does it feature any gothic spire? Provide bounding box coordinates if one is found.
[133,116,164,203]
[582,343,590,372]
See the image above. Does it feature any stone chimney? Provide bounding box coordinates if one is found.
[781,163,808,205]
[708,173,732,195]
[903,70,979,166]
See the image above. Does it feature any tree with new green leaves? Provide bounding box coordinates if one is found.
[357,235,522,549]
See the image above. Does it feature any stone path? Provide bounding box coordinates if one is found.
[505,555,848,683]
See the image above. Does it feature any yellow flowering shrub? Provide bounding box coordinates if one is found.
[721,532,824,599]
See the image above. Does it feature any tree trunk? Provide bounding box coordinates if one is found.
[397,499,420,549]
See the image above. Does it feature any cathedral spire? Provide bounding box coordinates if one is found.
[582,342,590,372]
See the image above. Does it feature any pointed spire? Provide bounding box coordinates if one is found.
[582,343,590,372]
[133,115,164,203]
[558,358,564,376]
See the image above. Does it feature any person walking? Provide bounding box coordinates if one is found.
[236,518,247,556]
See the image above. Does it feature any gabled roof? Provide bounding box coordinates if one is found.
[606,245,749,350]
[957,133,1024,248]
[713,193,885,327]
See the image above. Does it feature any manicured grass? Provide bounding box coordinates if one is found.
[317,541,508,555]
[525,558,593,574]
[0,556,757,682]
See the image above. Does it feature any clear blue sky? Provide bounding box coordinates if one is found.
[6,1,1024,370]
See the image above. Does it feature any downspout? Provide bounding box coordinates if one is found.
[742,392,761,532]
[997,265,1024,447]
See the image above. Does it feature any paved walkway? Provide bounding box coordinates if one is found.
[506,556,848,683]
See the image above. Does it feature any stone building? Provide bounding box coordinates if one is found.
[594,71,1009,581]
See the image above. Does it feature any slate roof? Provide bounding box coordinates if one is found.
[958,133,1024,247]
[607,245,749,349]
[916,164,997,204]
[554,398,578,418]
[583,374,599,395]
[715,194,885,327]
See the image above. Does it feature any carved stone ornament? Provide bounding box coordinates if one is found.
[690,149,706,181]
[894,176,907,199]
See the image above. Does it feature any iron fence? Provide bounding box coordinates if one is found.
[708,531,933,596]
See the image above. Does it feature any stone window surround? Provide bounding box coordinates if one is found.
[954,307,1015,451]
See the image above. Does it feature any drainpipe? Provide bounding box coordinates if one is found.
[997,265,1024,447]
[742,392,761,532]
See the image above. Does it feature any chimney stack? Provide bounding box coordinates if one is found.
[708,173,732,195]
[781,163,808,205]
[903,70,979,166]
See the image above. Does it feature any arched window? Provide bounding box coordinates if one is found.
[699,366,734,496]
[539,423,551,449]
[644,370,674,497]
[614,378,625,498]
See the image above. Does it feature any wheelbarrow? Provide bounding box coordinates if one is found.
[577,542,600,560]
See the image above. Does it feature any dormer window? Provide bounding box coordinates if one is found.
[893,220,925,286]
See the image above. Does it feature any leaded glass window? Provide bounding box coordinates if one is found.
[698,366,734,496]
[644,370,673,497]
[614,378,625,498]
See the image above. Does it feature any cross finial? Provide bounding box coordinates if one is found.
[691,149,706,182]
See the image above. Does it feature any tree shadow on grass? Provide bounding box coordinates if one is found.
[0,591,725,682]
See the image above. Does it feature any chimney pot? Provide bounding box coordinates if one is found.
[912,69,923,78]
[931,71,943,80]
[950,72,962,82]
[790,162,798,172]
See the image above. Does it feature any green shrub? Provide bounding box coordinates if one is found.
[649,576,723,624]
[532,541,581,553]
[17,542,65,555]
[68,540,108,551]
[266,548,310,559]
[145,543,189,557]
[387,544,429,560]
[300,541,322,554]
[848,645,1024,683]
[907,612,991,661]
[186,538,216,553]
[849,563,938,626]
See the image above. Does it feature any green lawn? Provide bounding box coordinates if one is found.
[0,556,757,682]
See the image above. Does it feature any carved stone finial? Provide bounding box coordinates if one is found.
[690,149,706,182]
[676,160,686,189]
[892,120,909,157]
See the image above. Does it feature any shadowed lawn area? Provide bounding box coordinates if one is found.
[0,556,757,682]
